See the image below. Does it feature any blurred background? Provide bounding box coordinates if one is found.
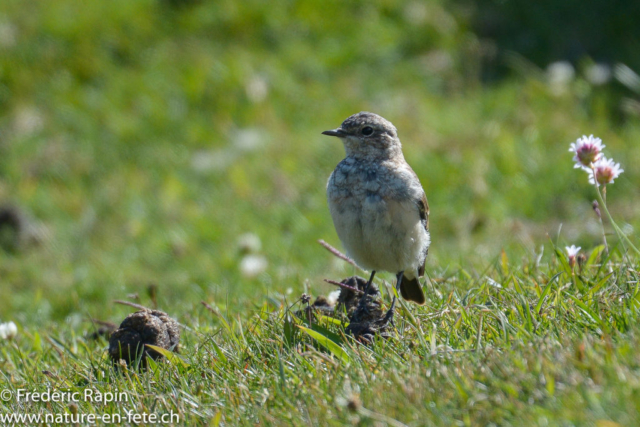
[1,0,639,324]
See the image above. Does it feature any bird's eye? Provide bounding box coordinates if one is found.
[361,126,374,136]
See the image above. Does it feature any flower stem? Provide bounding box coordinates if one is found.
[593,200,609,255]
[593,184,640,257]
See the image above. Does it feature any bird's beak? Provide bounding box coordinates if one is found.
[322,128,347,137]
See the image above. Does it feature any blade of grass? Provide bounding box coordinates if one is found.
[535,272,562,315]
[297,325,350,364]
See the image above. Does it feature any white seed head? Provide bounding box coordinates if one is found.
[0,321,17,340]
[237,233,262,253]
[239,254,268,278]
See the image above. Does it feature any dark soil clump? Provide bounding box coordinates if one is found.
[108,310,180,368]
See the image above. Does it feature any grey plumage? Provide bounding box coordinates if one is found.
[323,112,430,305]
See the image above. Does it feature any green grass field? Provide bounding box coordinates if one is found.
[2,0,640,425]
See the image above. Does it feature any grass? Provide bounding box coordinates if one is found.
[2,244,640,425]
[2,0,640,425]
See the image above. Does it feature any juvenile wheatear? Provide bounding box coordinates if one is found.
[323,112,430,305]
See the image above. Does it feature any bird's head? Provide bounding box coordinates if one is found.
[322,112,402,159]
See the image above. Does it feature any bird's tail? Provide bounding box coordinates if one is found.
[399,274,426,305]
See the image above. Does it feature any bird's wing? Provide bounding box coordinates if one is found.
[405,165,429,232]
[418,191,429,231]
[417,191,429,276]
[403,164,430,276]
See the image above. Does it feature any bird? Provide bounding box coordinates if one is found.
[323,111,430,305]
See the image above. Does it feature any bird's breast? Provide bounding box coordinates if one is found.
[328,167,385,214]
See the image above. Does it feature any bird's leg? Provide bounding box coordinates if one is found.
[395,271,404,293]
[382,271,403,324]
[355,270,377,314]
[383,296,396,324]
[363,270,376,295]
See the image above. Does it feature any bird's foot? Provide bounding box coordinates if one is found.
[382,296,396,326]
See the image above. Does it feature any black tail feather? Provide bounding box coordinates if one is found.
[398,274,426,305]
